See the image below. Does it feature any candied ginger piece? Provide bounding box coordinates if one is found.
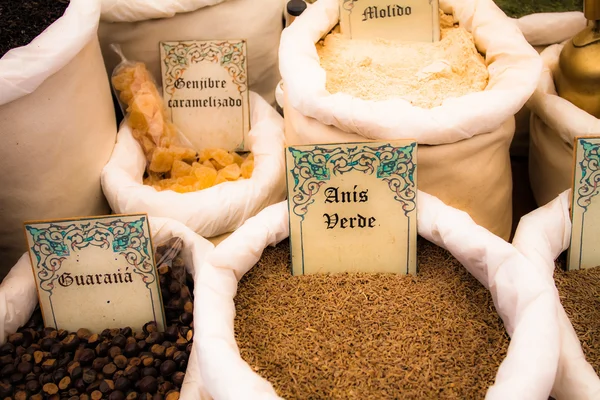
[218,164,241,181]
[171,160,193,179]
[241,158,254,179]
[149,147,175,173]
[214,174,228,185]
[232,152,244,166]
[206,149,235,169]
[203,160,216,169]
[193,167,217,189]
[246,153,254,162]
[176,176,197,186]
[140,136,156,157]
[169,183,189,194]
[170,146,197,163]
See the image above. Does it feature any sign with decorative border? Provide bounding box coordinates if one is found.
[23,214,166,333]
[339,0,440,43]
[160,39,250,152]
[568,136,600,271]
[285,140,418,275]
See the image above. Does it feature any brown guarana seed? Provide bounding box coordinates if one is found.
[15,346,26,358]
[171,372,184,387]
[87,380,102,394]
[92,357,109,371]
[146,333,163,346]
[0,382,11,397]
[137,341,147,352]
[99,379,115,393]
[121,328,133,338]
[76,329,91,341]
[183,302,193,315]
[43,383,59,395]
[52,367,67,382]
[41,359,57,372]
[128,357,141,367]
[185,343,192,354]
[102,363,117,377]
[179,313,193,326]
[123,365,140,381]
[78,349,95,366]
[172,352,187,367]
[143,323,157,334]
[40,338,56,351]
[158,381,173,394]
[150,345,165,359]
[138,376,158,394]
[175,338,187,350]
[153,359,162,369]
[126,337,137,346]
[91,390,103,400]
[109,391,126,400]
[0,344,14,357]
[25,378,40,392]
[164,347,176,360]
[8,333,24,346]
[87,334,100,346]
[30,395,42,400]
[57,329,68,340]
[70,366,83,380]
[169,281,180,294]
[152,394,164,400]
[82,369,97,384]
[68,388,79,396]
[40,372,53,384]
[124,343,138,358]
[59,376,71,390]
[20,353,32,364]
[141,356,154,367]
[68,397,79,400]
[25,371,36,381]
[185,330,193,342]
[58,353,72,369]
[62,334,80,351]
[114,376,131,392]
[16,362,32,375]
[113,370,125,381]
[96,343,109,357]
[159,360,176,377]
[165,392,179,400]
[114,355,128,370]
[134,331,147,341]
[112,335,127,349]
[141,367,158,378]
[80,394,90,400]
[50,343,63,358]
[0,355,13,367]
[74,378,86,393]
[14,390,27,400]
[164,326,178,342]
[126,391,139,399]
[109,347,122,359]
[110,329,121,338]
[10,372,24,383]
[158,265,169,275]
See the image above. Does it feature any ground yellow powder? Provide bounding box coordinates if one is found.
[317,13,489,108]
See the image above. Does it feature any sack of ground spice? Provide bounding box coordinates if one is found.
[0,0,117,279]
[527,44,600,207]
[195,194,561,399]
[0,216,215,399]
[102,59,286,238]
[279,0,542,241]
[509,12,586,157]
[97,0,285,107]
[513,190,600,399]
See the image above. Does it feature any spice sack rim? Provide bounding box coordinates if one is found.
[101,91,287,239]
[195,197,560,400]
[527,43,600,147]
[0,0,101,105]
[279,0,543,146]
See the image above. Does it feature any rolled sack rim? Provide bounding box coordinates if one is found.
[100,91,287,238]
[0,0,101,106]
[100,0,232,23]
[279,0,543,146]
[512,12,586,47]
[527,43,600,146]
[196,192,560,400]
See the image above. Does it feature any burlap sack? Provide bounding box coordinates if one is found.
[0,217,215,399]
[98,0,286,107]
[279,0,542,240]
[0,0,117,279]
[527,44,600,207]
[510,12,586,157]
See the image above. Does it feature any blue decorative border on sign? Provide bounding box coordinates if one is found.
[572,139,600,269]
[287,143,416,274]
[25,216,158,328]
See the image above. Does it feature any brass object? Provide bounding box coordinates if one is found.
[556,0,600,118]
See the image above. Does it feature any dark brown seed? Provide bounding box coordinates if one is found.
[0,344,13,357]
[150,345,165,359]
[14,346,26,358]
[59,376,71,390]
[58,353,72,369]
[99,379,114,394]
[164,347,176,360]
[138,376,158,394]
[141,356,154,368]
[137,341,147,352]
[14,390,27,400]
[91,390,103,400]
[69,388,79,396]
[159,361,176,378]
[86,334,100,347]
[2,364,17,377]
[62,335,80,352]
[50,343,63,358]
[126,337,137,346]
[42,358,58,372]
[25,379,40,393]
[143,323,158,334]
[10,372,23,383]
[40,338,57,352]
[86,380,102,394]
[109,391,125,400]
[102,363,117,377]
[74,378,86,393]
[8,333,24,346]
[95,343,109,357]
[78,349,95,366]
[165,392,180,400]
[80,394,90,400]
[158,381,173,394]
[164,327,178,342]
[0,355,13,367]
[141,367,158,378]
[82,369,96,384]
[70,366,83,380]
[114,376,131,392]
[43,382,59,395]
[171,372,184,387]
[76,329,91,341]
[126,392,139,400]
[134,331,147,341]
[52,368,66,382]
[146,333,162,346]
[30,394,42,400]
[152,394,164,400]
[112,335,127,349]
[175,338,187,350]
[121,328,133,338]
[179,313,192,326]
[123,366,140,382]
[109,347,122,359]
[57,329,68,341]
[16,362,32,375]
[0,382,12,397]
[128,357,141,367]
[68,397,79,400]
[92,357,109,371]
[124,343,138,358]
[172,352,187,368]
[112,370,124,381]
[114,355,128,370]
[39,372,53,384]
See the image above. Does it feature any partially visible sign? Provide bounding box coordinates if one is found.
[285,140,418,275]
[160,39,251,152]
[24,214,166,333]
[339,0,440,42]
[568,136,600,271]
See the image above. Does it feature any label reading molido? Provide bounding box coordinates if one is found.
[339,0,440,42]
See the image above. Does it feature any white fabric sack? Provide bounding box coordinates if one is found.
[510,12,586,157]
[527,44,600,207]
[279,0,541,240]
[0,0,117,278]
[101,91,287,238]
[513,190,600,400]
[196,194,560,399]
[0,217,215,400]
[98,0,286,107]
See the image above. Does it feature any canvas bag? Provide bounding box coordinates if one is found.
[527,44,600,207]
[101,91,287,238]
[98,0,286,108]
[279,0,542,241]
[0,217,215,400]
[510,12,586,156]
[0,0,117,280]
[513,190,600,400]
[195,195,561,399]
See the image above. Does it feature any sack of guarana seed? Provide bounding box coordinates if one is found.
[101,52,287,239]
[513,190,600,400]
[0,217,214,399]
[279,0,543,241]
[195,196,562,399]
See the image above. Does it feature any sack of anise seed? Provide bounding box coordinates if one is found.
[0,0,117,279]
[279,0,542,241]
[0,217,214,399]
[513,190,600,400]
[101,54,287,239]
[195,194,562,399]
